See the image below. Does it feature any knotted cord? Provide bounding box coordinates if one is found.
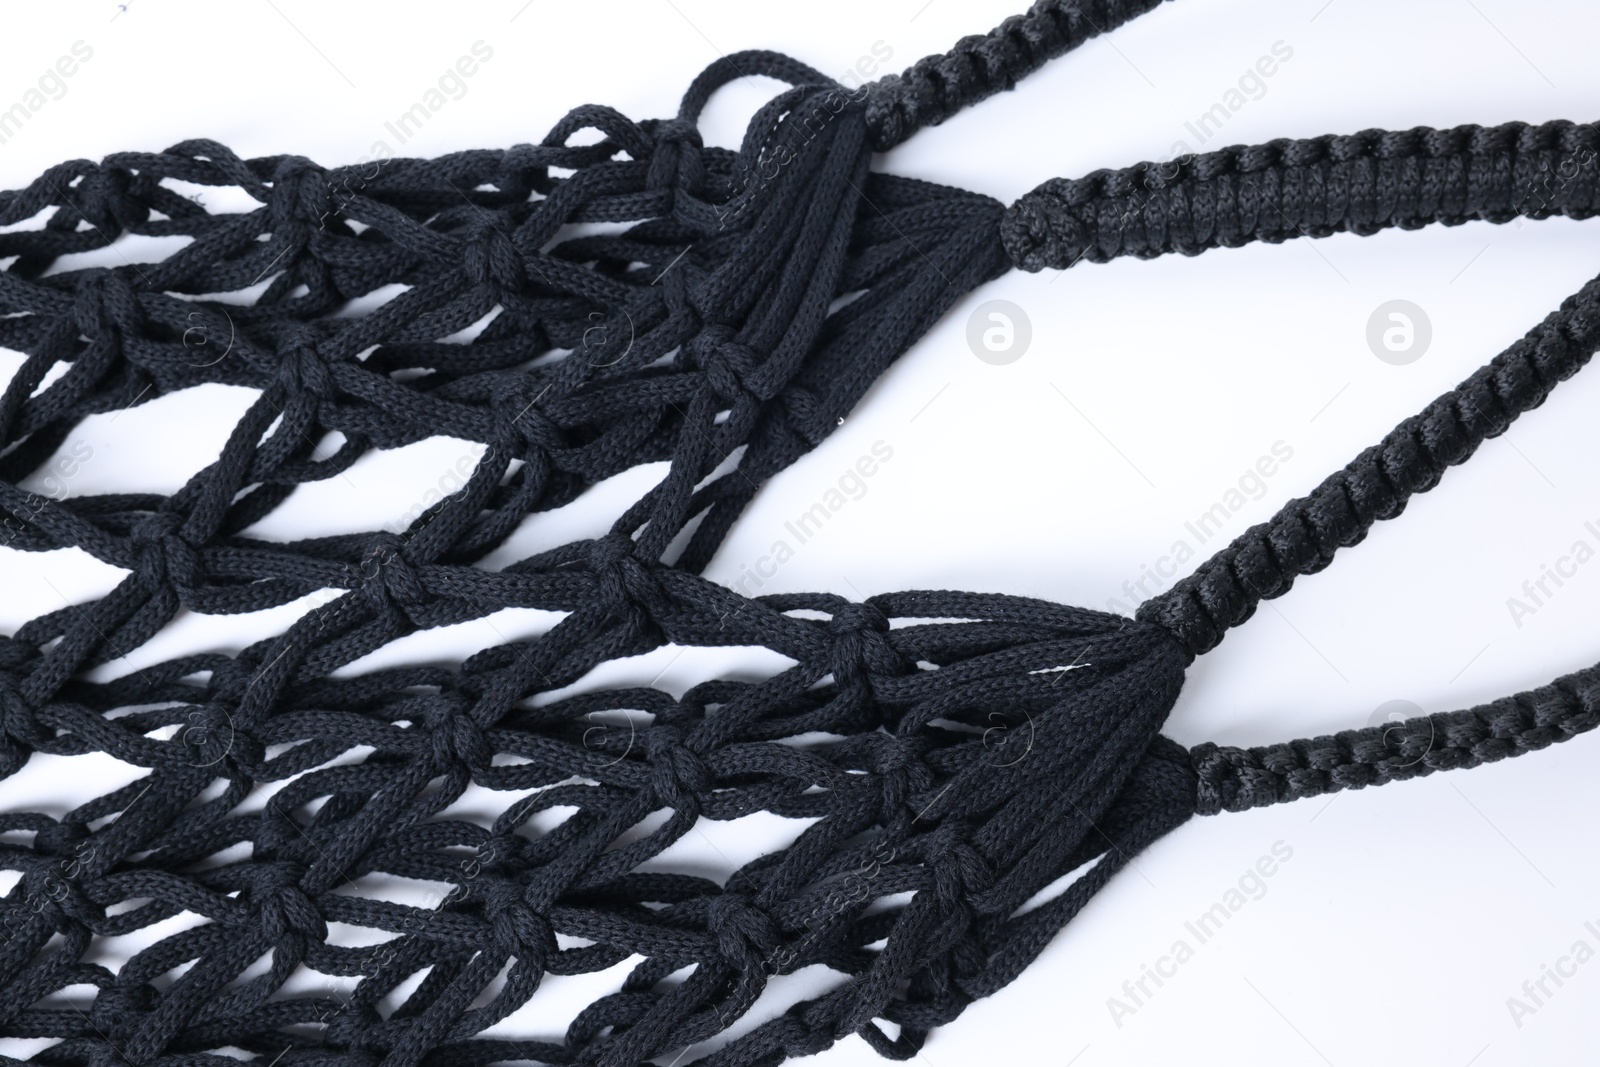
[3,4,1598,1066]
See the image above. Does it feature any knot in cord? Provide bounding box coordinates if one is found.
[707,891,782,971]
[827,598,911,695]
[484,879,557,960]
[266,154,331,242]
[74,163,139,234]
[463,211,526,291]
[249,860,326,944]
[359,532,427,620]
[584,533,665,632]
[73,269,143,337]
[423,692,493,771]
[173,702,243,769]
[645,723,711,808]
[0,671,44,764]
[645,115,706,193]
[129,511,202,593]
[920,822,993,917]
[275,326,334,399]
[494,374,566,453]
[86,985,158,1057]
[688,324,767,405]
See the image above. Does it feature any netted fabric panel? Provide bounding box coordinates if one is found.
[0,52,1094,1067]
[5,565,1198,1065]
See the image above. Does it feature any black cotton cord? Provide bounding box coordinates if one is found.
[5,126,1600,1067]
[990,120,1600,811]
[1140,258,1600,655]
[1002,119,1600,272]
[0,53,1026,1067]
[0,81,1006,671]
[1191,664,1600,814]
[1151,265,1600,810]
[6,110,1600,1065]
[863,0,1175,151]
[4,13,1600,1067]
[1004,119,1600,273]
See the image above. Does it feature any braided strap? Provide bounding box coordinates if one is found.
[1191,665,1600,814]
[1002,120,1600,272]
[1137,269,1600,656]
[865,0,1172,151]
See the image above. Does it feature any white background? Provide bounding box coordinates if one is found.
[2,1,1599,1065]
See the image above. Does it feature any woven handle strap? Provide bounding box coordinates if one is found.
[1138,267,1600,655]
[1003,119,1600,273]
[865,0,1173,150]
[1192,665,1600,814]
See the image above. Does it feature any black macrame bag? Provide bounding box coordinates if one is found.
[3,1,1597,1065]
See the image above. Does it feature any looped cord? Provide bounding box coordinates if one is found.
[678,49,837,125]
[0,40,1028,1067]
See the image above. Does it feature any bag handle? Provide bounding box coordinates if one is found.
[1142,259,1600,654]
[1004,119,1600,272]
[866,0,1174,150]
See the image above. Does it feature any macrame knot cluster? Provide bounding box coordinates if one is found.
[422,692,493,771]
[85,985,157,1064]
[707,889,784,973]
[249,859,327,944]
[19,862,94,929]
[644,115,707,193]
[585,532,667,633]
[267,155,334,246]
[9,2,1600,1060]
[868,733,936,817]
[493,374,566,453]
[72,268,143,338]
[826,599,908,698]
[0,45,1021,1067]
[483,877,559,960]
[919,821,994,917]
[688,323,769,408]
[462,211,525,292]
[129,511,203,595]
[69,163,140,235]
[0,670,44,772]
[360,532,429,622]
[173,702,241,769]
[644,723,712,809]
[273,324,336,399]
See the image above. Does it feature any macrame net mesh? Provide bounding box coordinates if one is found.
[0,56,1202,1067]
[35,6,1600,1061]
